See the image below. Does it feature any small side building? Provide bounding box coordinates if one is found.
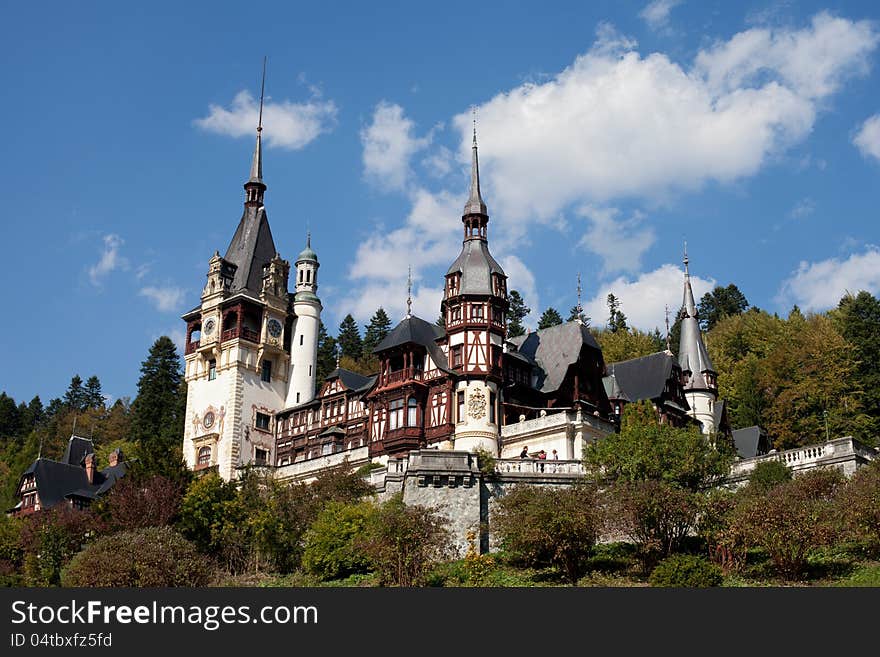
[7,435,128,516]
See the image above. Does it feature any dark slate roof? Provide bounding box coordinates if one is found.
[327,368,375,393]
[373,316,450,371]
[19,457,128,510]
[732,425,767,459]
[224,205,277,296]
[603,352,675,403]
[62,436,95,466]
[445,239,505,295]
[507,321,603,393]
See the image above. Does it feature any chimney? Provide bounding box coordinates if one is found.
[108,448,122,468]
[84,453,96,485]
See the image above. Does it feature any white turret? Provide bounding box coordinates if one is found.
[286,234,322,407]
[678,246,719,434]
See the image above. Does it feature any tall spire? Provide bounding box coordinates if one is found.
[463,107,487,216]
[682,241,697,317]
[245,57,267,206]
[677,247,715,389]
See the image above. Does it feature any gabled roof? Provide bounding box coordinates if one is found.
[603,352,675,403]
[326,368,376,393]
[507,321,603,394]
[373,316,450,372]
[18,457,128,510]
[224,205,277,296]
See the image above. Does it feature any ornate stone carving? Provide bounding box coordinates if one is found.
[468,388,487,420]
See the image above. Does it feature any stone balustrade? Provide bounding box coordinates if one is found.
[274,445,370,483]
[494,458,585,476]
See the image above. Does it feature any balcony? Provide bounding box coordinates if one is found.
[221,327,260,343]
[185,340,200,355]
[384,368,423,386]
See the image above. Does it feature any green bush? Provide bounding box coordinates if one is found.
[302,501,374,581]
[61,526,211,587]
[834,460,880,556]
[747,460,792,493]
[649,555,722,588]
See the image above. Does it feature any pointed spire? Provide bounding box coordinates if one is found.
[463,107,487,216]
[575,272,584,325]
[677,247,716,389]
[682,241,697,317]
[665,304,672,353]
[406,266,413,319]
[244,58,267,207]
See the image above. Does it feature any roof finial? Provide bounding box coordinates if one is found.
[472,105,477,146]
[576,272,584,324]
[247,58,267,186]
[406,266,413,319]
[683,240,689,278]
[665,304,672,353]
[306,230,311,248]
[258,56,266,133]
[335,342,341,369]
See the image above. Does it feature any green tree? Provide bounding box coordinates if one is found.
[315,321,338,390]
[493,483,600,584]
[19,506,92,586]
[362,307,392,358]
[177,473,238,555]
[436,314,446,328]
[834,291,880,438]
[0,393,20,440]
[63,375,86,412]
[698,284,749,331]
[594,327,663,364]
[537,307,563,330]
[583,400,733,491]
[506,290,530,338]
[607,294,628,332]
[746,460,792,493]
[83,375,104,410]
[302,500,375,580]
[129,336,187,480]
[357,493,451,586]
[337,314,363,360]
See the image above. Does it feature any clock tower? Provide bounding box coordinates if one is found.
[180,71,320,480]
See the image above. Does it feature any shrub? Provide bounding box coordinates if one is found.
[604,480,699,572]
[493,483,600,584]
[725,468,844,579]
[834,460,880,556]
[93,474,185,534]
[746,460,792,493]
[649,555,722,588]
[302,501,375,581]
[357,494,451,586]
[61,526,211,587]
[19,506,93,586]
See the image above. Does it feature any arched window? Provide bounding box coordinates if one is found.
[197,446,211,466]
[407,397,418,426]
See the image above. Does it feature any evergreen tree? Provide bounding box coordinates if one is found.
[129,337,187,481]
[697,284,749,331]
[538,307,564,330]
[84,376,104,410]
[362,307,392,358]
[507,290,530,338]
[18,397,44,436]
[0,393,19,440]
[63,375,86,412]
[436,314,445,328]
[315,321,338,391]
[607,294,628,333]
[337,315,363,360]
[834,291,880,437]
[568,305,590,326]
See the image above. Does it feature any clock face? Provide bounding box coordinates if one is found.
[203,412,215,429]
[204,319,216,335]
[267,319,282,338]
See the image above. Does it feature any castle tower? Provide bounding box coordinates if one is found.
[678,247,719,434]
[286,234,322,407]
[181,63,307,480]
[441,125,508,455]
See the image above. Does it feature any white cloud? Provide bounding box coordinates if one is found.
[499,255,540,329]
[140,286,186,312]
[639,0,682,32]
[577,205,656,275]
[449,14,876,223]
[584,264,714,331]
[853,113,880,161]
[88,234,127,285]
[778,247,880,311]
[195,90,337,150]
[789,197,816,219]
[361,102,431,191]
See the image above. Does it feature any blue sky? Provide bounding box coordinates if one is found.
[3,0,880,404]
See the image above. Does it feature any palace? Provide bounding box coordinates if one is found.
[179,109,734,482]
